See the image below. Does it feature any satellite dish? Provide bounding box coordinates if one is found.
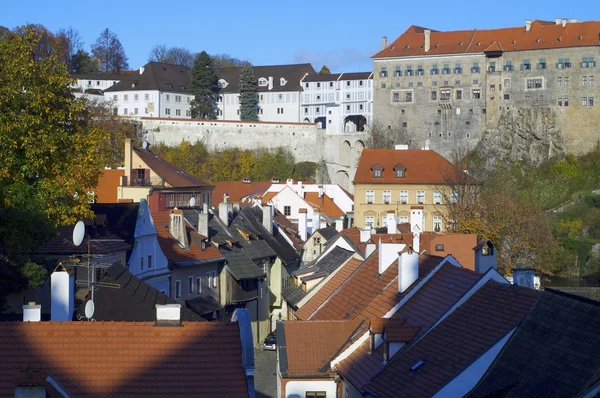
[73,221,85,246]
[189,197,196,207]
[142,140,149,150]
[84,300,95,319]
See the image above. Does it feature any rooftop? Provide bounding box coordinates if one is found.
[212,180,272,206]
[216,63,316,93]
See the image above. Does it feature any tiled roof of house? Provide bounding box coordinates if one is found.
[212,181,271,205]
[302,73,343,82]
[469,289,600,397]
[295,258,365,320]
[373,20,600,59]
[353,148,476,185]
[216,63,316,93]
[338,228,367,256]
[282,283,308,307]
[105,62,191,93]
[364,281,539,398]
[420,233,478,271]
[274,210,304,250]
[0,321,249,396]
[261,191,278,204]
[74,263,202,321]
[152,212,224,265]
[340,72,374,80]
[94,169,124,203]
[90,203,140,247]
[309,253,442,321]
[293,247,355,277]
[279,320,364,377]
[315,226,339,241]
[304,192,345,218]
[133,146,212,188]
[34,226,131,255]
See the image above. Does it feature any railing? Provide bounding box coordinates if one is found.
[131,178,152,187]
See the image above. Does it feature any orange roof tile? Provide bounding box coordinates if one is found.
[374,20,600,59]
[133,147,211,189]
[152,212,224,264]
[296,258,363,320]
[304,192,345,218]
[353,149,474,185]
[261,191,278,204]
[0,321,248,396]
[339,228,367,255]
[420,233,478,271]
[94,169,124,203]
[282,320,364,377]
[212,180,271,205]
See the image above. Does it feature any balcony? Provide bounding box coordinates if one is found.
[130,178,152,187]
[229,279,259,304]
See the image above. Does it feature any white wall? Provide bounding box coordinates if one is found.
[105,90,193,118]
[267,186,318,233]
[266,182,354,214]
[219,91,301,123]
[285,380,337,398]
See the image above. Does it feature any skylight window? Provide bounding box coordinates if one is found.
[411,360,425,371]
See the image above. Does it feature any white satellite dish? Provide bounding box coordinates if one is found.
[189,197,196,207]
[84,300,95,319]
[73,221,85,246]
[142,141,149,150]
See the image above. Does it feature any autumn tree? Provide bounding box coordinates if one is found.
[91,28,129,73]
[0,28,108,300]
[190,51,219,119]
[148,44,194,67]
[318,65,331,75]
[239,65,259,121]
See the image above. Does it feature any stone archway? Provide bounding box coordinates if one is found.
[351,140,366,167]
[341,140,351,167]
[335,170,350,190]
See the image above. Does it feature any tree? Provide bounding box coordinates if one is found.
[70,49,100,74]
[148,44,194,67]
[12,24,65,62]
[366,119,413,149]
[210,53,251,68]
[56,26,83,72]
[91,28,129,73]
[318,65,331,75]
[190,51,219,119]
[0,28,108,300]
[239,65,259,121]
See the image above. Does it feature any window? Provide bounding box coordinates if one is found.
[442,63,451,74]
[431,64,439,74]
[471,63,480,73]
[140,256,144,270]
[123,108,128,115]
[565,97,569,107]
[454,63,462,74]
[175,109,181,116]
[305,107,309,114]
[590,97,595,106]
[188,276,194,294]
[557,77,563,87]
[433,190,442,204]
[165,108,170,115]
[504,94,510,100]
[166,94,170,101]
[148,255,152,269]
[124,94,129,101]
[408,82,414,87]
[417,65,424,75]
[564,76,570,86]
[383,190,391,204]
[399,216,408,223]
[488,62,496,72]
[365,216,375,229]
[400,191,408,204]
[440,89,451,101]
[379,68,388,78]
[433,216,442,232]
[395,168,405,178]
[472,89,481,99]
[504,78,511,89]
[558,98,563,106]
[278,94,283,102]
[473,79,479,84]
[540,94,544,102]
[206,272,211,289]
[284,206,291,216]
[212,271,217,288]
[306,393,326,398]
[346,105,350,111]
[196,277,202,294]
[455,80,461,85]
[526,78,543,89]
[175,280,182,299]
[144,94,149,101]
[186,110,190,117]
[489,84,496,92]
[432,81,438,86]
[455,89,462,100]
[556,58,571,68]
[503,61,514,71]
[359,104,363,110]
[373,168,382,178]
[134,94,139,101]
[583,97,588,106]
[405,65,413,76]
[430,90,437,101]
[175,95,182,103]
[417,191,425,204]
[381,83,386,89]
[113,95,118,101]
[417,82,423,87]
[537,58,547,69]
[366,190,374,204]
[520,59,532,70]
[436,244,445,252]
[450,190,458,203]
[134,108,139,115]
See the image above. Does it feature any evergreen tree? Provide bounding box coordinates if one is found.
[239,65,258,121]
[319,65,331,75]
[91,28,129,73]
[190,51,219,119]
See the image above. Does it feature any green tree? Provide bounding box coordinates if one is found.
[0,28,108,300]
[319,65,331,75]
[190,51,219,119]
[239,65,258,121]
[70,49,100,74]
[91,28,129,73]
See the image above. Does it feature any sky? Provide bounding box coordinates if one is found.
[3,0,600,72]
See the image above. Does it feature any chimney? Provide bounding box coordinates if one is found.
[424,29,431,53]
[410,207,424,252]
[512,268,535,289]
[51,268,74,321]
[23,303,41,322]
[473,239,497,273]
[569,18,578,23]
[312,211,321,233]
[394,144,409,150]
[169,211,189,249]
[555,18,561,25]
[286,178,293,187]
[360,229,371,243]
[124,138,133,185]
[382,36,388,50]
[379,239,405,274]
[386,211,397,234]
[139,66,145,74]
[263,205,273,235]
[562,18,567,27]
[335,218,344,232]
[366,243,376,258]
[219,201,233,226]
[525,20,532,32]
[198,210,209,239]
[398,248,419,293]
[318,185,324,198]
[297,180,304,198]
[298,208,308,241]
[155,304,182,326]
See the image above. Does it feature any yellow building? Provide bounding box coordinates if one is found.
[353,145,470,230]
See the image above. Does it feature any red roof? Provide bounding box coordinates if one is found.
[94,169,124,203]
[374,20,600,58]
[420,233,478,271]
[212,181,271,205]
[365,281,539,398]
[133,147,212,188]
[0,321,248,396]
[304,192,345,218]
[152,212,224,263]
[353,149,474,185]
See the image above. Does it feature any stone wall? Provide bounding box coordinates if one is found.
[140,117,367,192]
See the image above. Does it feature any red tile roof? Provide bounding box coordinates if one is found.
[365,281,539,398]
[353,149,473,185]
[133,147,212,188]
[373,20,600,59]
[304,192,345,218]
[94,169,124,203]
[282,320,364,377]
[420,233,478,271]
[0,321,248,397]
[339,228,367,255]
[296,258,363,320]
[212,181,271,205]
[152,212,224,264]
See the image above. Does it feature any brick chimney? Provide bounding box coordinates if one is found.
[512,268,535,289]
[155,304,182,326]
[298,208,308,241]
[23,303,41,322]
[398,247,419,293]
[382,36,388,50]
[424,29,431,52]
[263,205,273,235]
[170,210,189,249]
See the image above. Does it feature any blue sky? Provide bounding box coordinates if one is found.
[3,0,600,72]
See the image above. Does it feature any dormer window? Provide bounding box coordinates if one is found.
[258,77,268,87]
[393,164,406,178]
[372,165,383,178]
[280,77,287,86]
[218,79,229,88]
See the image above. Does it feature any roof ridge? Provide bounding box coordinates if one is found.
[544,287,600,306]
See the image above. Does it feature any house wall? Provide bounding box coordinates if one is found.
[245,279,271,346]
[170,262,220,305]
[218,91,301,122]
[267,187,317,232]
[341,379,364,398]
[353,183,450,229]
[266,183,355,214]
[117,186,150,203]
[302,232,328,263]
[281,378,337,398]
[105,90,194,119]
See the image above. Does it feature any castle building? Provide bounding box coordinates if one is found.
[373,19,600,157]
